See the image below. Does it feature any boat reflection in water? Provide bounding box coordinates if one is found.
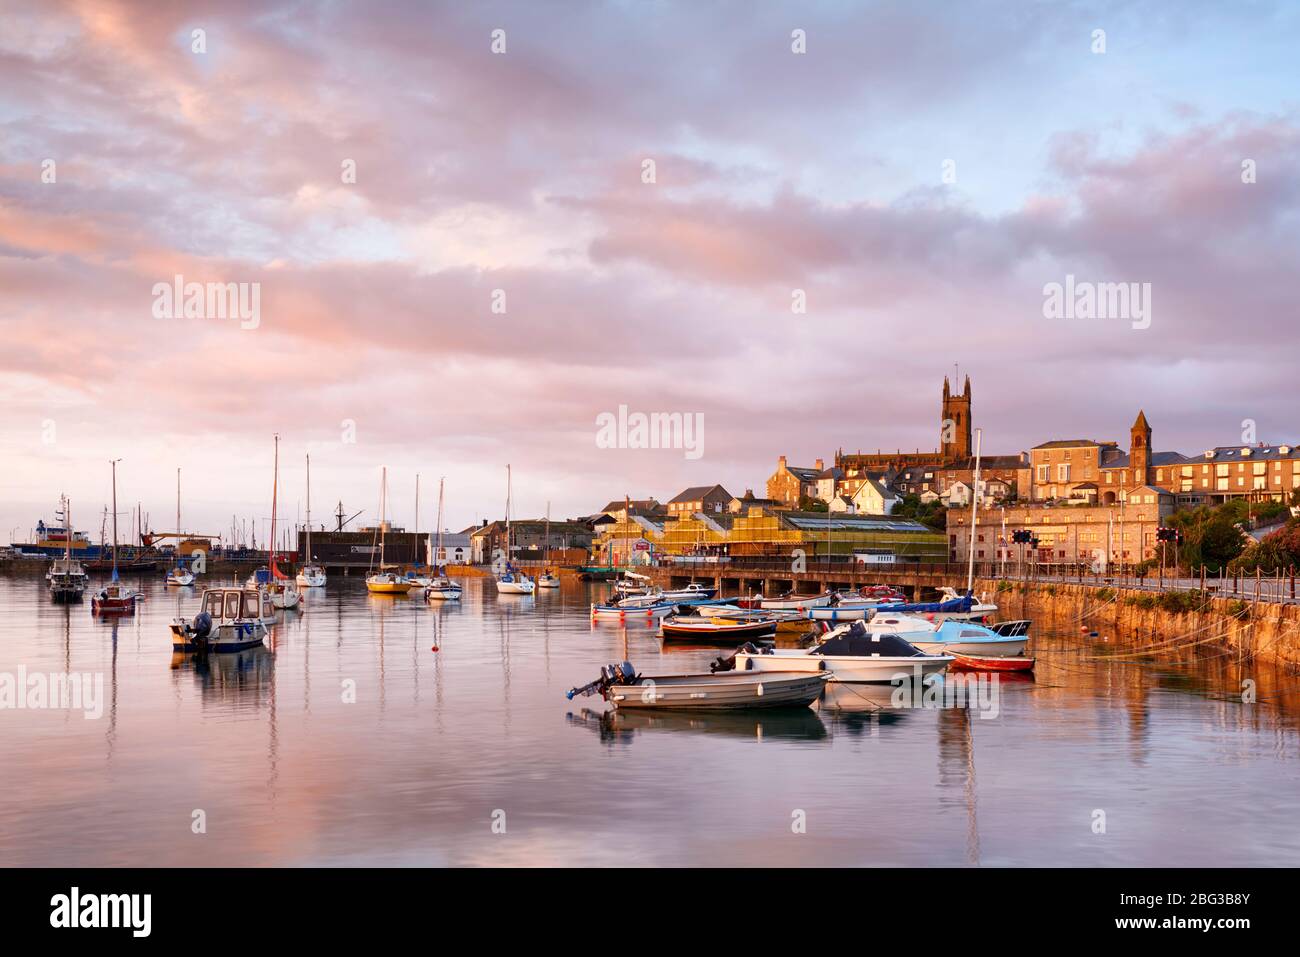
[566,705,828,745]
[170,644,275,707]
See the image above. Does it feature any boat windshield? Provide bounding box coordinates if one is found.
[243,592,261,617]
[224,593,241,619]
[204,592,223,617]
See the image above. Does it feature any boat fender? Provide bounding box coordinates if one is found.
[192,611,213,639]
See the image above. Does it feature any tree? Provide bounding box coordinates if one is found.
[891,493,947,530]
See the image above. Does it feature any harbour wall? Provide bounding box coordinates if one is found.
[985,580,1300,671]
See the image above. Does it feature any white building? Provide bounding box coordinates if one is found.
[851,477,899,516]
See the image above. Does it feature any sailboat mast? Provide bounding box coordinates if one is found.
[65,496,72,562]
[269,435,279,569]
[966,428,983,594]
[505,464,512,567]
[436,477,445,567]
[110,459,120,578]
[176,467,181,538]
[305,454,312,563]
[379,466,387,567]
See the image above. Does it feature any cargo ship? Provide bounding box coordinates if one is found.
[11,513,103,559]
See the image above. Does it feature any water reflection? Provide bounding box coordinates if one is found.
[566,704,829,745]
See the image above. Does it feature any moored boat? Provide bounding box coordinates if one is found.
[47,495,88,602]
[566,661,830,711]
[365,466,411,596]
[741,592,833,612]
[537,571,561,589]
[495,466,536,595]
[295,453,328,588]
[424,479,462,601]
[950,652,1036,672]
[905,619,1029,658]
[660,613,778,643]
[660,583,717,600]
[90,460,141,615]
[730,625,952,683]
[170,586,274,652]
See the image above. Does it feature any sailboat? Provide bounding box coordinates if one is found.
[91,459,142,615]
[425,477,462,601]
[165,468,195,585]
[246,436,301,609]
[366,466,413,594]
[536,501,560,588]
[295,454,327,587]
[495,464,535,595]
[403,473,433,591]
[48,495,89,601]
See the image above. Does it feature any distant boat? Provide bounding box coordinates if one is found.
[536,503,560,588]
[366,466,413,595]
[424,478,462,601]
[165,468,195,586]
[252,435,300,609]
[90,459,141,615]
[47,494,88,602]
[495,465,535,595]
[659,583,716,600]
[295,453,327,588]
[738,592,833,611]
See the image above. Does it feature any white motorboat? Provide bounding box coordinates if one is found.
[165,566,195,586]
[614,570,654,597]
[907,619,1028,657]
[170,587,274,653]
[732,625,952,683]
[616,590,667,609]
[936,586,998,621]
[659,583,717,600]
[537,572,561,589]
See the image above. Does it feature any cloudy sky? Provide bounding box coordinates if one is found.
[1,0,1297,542]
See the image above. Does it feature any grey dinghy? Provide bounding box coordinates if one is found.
[567,661,829,711]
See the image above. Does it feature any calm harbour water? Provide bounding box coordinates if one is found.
[2,572,1299,867]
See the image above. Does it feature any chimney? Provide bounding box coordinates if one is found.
[815,458,824,471]
[778,455,787,467]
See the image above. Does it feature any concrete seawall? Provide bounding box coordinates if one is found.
[979,578,1300,671]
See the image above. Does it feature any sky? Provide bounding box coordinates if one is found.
[1,0,1298,543]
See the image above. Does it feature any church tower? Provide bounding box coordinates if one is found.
[1129,410,1152,487]
[941,375,973,463]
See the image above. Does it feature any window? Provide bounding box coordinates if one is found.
[224,593,241,619]
[1037,465,1049,482]
[1057,463,1071,481]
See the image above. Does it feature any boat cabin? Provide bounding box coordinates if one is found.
[202,588,274,622]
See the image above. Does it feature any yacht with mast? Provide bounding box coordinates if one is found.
[246,435,301,609]
[495,464,535,594]
[47,495,89,601]
[164,468,195,585]
[536,501,560,589]
[403,473,433,591]
[91,459,142,615]
[366,466,413,594]
[295,454,327,588]
[425,477,462,601]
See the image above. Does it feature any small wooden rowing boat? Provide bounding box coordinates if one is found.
[949,653,1036,672]
[661,613,778,642]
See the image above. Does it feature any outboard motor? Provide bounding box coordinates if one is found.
[191,611,213,640]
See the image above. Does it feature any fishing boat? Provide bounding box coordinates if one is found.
[661,613,779,643]
[494,465,535,595]
[255,436,301,609]
[169,587,275,653]
[366,466,413,595]
[729,624,952,683]
[424,478,462,601]
[566,661,830,711]
[950,652,1036,673]
[90,461,142,615]
[47,495,88,602]
[295,454,327,588]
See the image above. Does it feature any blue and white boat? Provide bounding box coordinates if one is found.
[170,587,274,652]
